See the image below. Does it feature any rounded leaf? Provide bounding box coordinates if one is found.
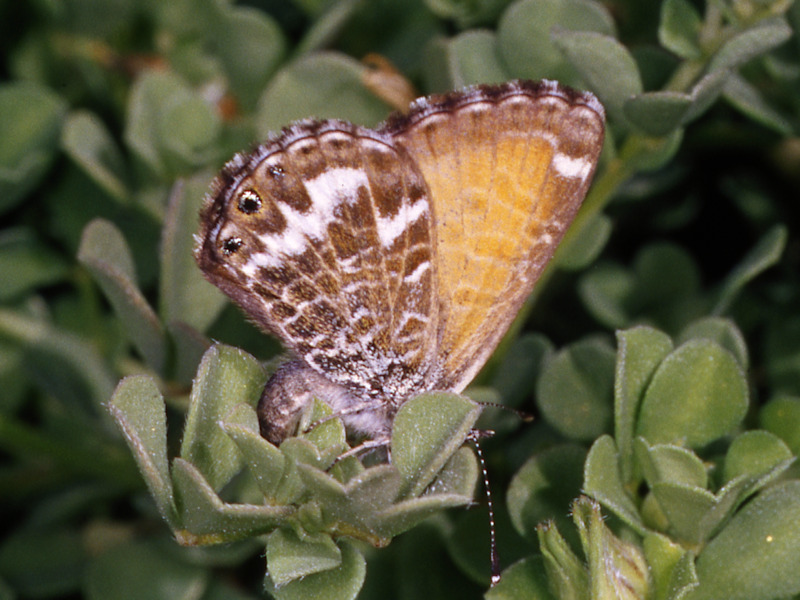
[689,481,800,600]
[537,337,615,441]
[508,443,586,545]
[759,395,800,456]
[265,540,365,600]
[637,340,748,448]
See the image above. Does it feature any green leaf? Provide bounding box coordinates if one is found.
[486,556,555,600]
[507,444,586,543]
[180,345,268,491]
[536,337,615,441]
[634,438,708,489]
[61,110,129,203]
[658,0,702,59]
[0,227,69,301]
[573,498,650,600]
[107,375,177,527]
[264,539,365,600]
[643,532,698,600]
[722,73,793,135]
[425,445,478,498]
[722,430,793,484]
[624,91,692,137]
[552,30,642,124]
[637,340,748,448]
[124,71,219,178]
[78,218,167,373]
[391,392,481,498]
[295,0,362,56]
[578,263,635,328]
[712,225,787,315]
[682,69,729,123]
[220,405,287,501]
[709,17,793,72]
[172,459,291,543]
[204,1,285,110]
[0,308,116,408]
[556,212,612,271]
[688,481,800,600]
[296,398,348,466]
[676,317,748,368]
[497,0,616,83]
[614,326,674,482]
[256,52,393,137]
[650,482,715,544]
[85,540,207,600]
[434,30,509,89]
[373,492,474,539]
[538,516,588,599]
[489,333,554,408]
[0,82,66,214]
[266,528,341,587]
[759,395,800,455]
[584,435,645,532]
[579,243,704,331]
[0,529,87,598]
[160,175,228,333]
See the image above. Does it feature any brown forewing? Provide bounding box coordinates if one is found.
[196,121,439,403]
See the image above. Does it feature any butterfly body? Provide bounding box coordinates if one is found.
[196,79,605,445]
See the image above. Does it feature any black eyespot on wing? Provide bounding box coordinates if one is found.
[238,190,262,214]
[222,237,243,254]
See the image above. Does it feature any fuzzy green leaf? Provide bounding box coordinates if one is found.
[391,392,481,498]
[584,435,645,532]
[643,532,698,600]
[507,444,586,543]
[256,52,393,137]
[634,438,708,490]
[574,498,650,600]
[486,556,555,600]
[536,337,615,441]
[61,110,129,203]
[497,0,615,83]
[658,0,702,59]
[107,375,176,527]
[689,481,800,600]
[220,405,286,501]
[624,91,692,137]
[78,218,167,372]
[264,539,365,600]
[171,458,291,543]
[713,225,787,315]
[160,175,228,333]
[677,317,748,368]
[180,345,268,491]
[266,528,341,587]
[722,430,793,484]
[552,30,642,124]
[615,326,674,482]
[637,340,748,448]
[709,17,793,72]
[759,395,800,455]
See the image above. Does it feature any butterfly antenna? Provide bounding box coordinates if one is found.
[478,401,534,422]
[468,430,501,586]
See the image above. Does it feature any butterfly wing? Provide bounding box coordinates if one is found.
[385,80,605,392]
[196,120,439,402]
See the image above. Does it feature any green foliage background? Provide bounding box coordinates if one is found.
[1,0,800,599]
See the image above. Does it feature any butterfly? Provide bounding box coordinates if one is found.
[196,79,604,446]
